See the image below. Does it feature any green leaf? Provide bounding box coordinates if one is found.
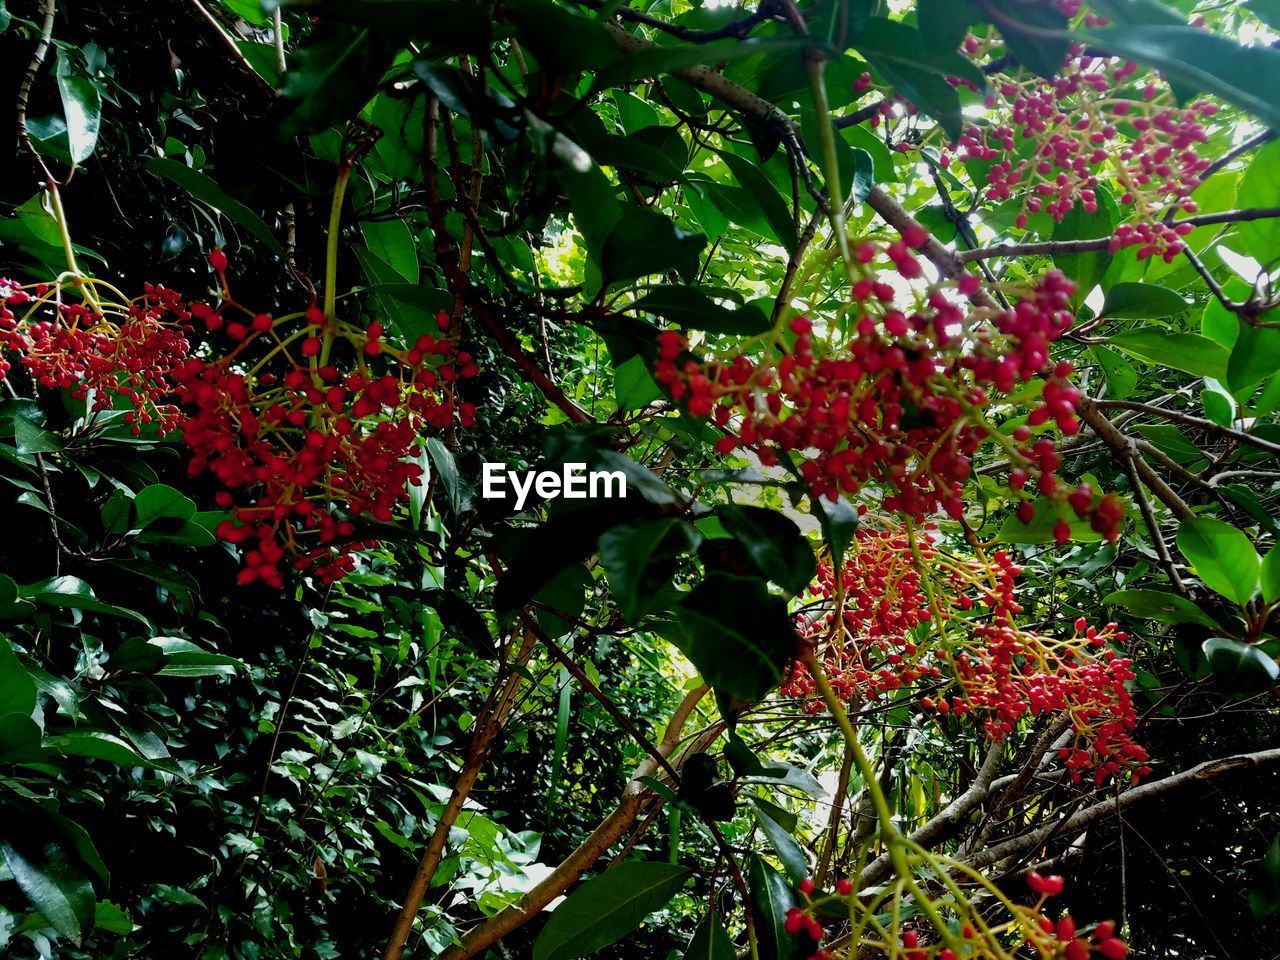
[613,354,663,412]
[1201,278,1250,349]
[43,731,169,770]
[1053,187,1117,303]
[425,437,470,515]
[1100,282,1189,319]
[632,287,770,336]
[1236,140,1280,265]
[1076,25,1280,130]
[1249,0,1280,28]
[222,0,270,24]
[532,861,690,960]
[986,0,1070,77]
[1250,833,1280,919]
[93,900,134,935]
[0,640,36,717]
[673,574,798,701]
[602,208,707,285]
[749,855,800,960]
[495,502,647,618]
[1202,636,1279,695]
[13,412,63,455]
[849,18,982,139]
[753,806,808,882]
[599,37,825,88]
[842,123,897,184]
[1103,589,1219,628]
[22,576,151,627]
[718,152,796,254]
[133,484,197,528]
[505,0,620,78]
[1261,546,1280,605]
[599,519,701,622]
[276,25,396,138]
[146,157,284,255]
[918,0,979,55]
[1227,321,1280,392]
[422,590,496,657]
[1092,345,1137,401]
[1202,378,1237,428]
[0,574,34,621]
[816,498,860,569]
[361,219,419,283]
[0,712,42,760]
[148,637,244,677]
[683,916,736,960]
[1176,517,1261,608]
[55,50,101,165]
[1,841,95,944]
[717,505,816,595]
[1107,331,1228,380]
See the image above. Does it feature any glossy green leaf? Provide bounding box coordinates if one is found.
[1077,25,1280,129]
[532,861,690,960]
[674,574,799,701]
[1237,140,1280,265]
[2,841,95,943]
[1227,321,1280,392]
[1176,517,1261,608]
[633,287,770,336]
[683,915,735,960]
[599,518,701,622]
[133,484,196,528]
[753,805,808,881]
[0,639,36,717]
[361,219,419,283]
[749,855,801,960]
[55,50,102,165]
[44,731,168,770]
[1100,282,1189,319]
[1053,187,1117,304]
[1103,589,1219,628]
[146,157,284,255]
[1093,345,1137,401]
[1107,331,1228,380]
[1202,636,1279,695]
[997,497,1104,544]
[717,505,816,595]
[1261,546,1280,605]
[602,208,707,285]
[718,152,796,254]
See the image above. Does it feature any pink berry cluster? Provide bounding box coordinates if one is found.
[0,279,191,435]
[948,44,1216,261]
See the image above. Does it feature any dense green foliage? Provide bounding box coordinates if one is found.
[1,0,1279,958]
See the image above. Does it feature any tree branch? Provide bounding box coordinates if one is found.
[965,747,1280,871]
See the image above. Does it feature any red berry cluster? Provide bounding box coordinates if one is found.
[783,528,947,706]
[655,231,1117,537]
[1025,873,1130,960]
[785,525,1148,783]
[787,872,1126,960]
[176,252,477,586]
[948,44,1215,261]
[0,278,191,434]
